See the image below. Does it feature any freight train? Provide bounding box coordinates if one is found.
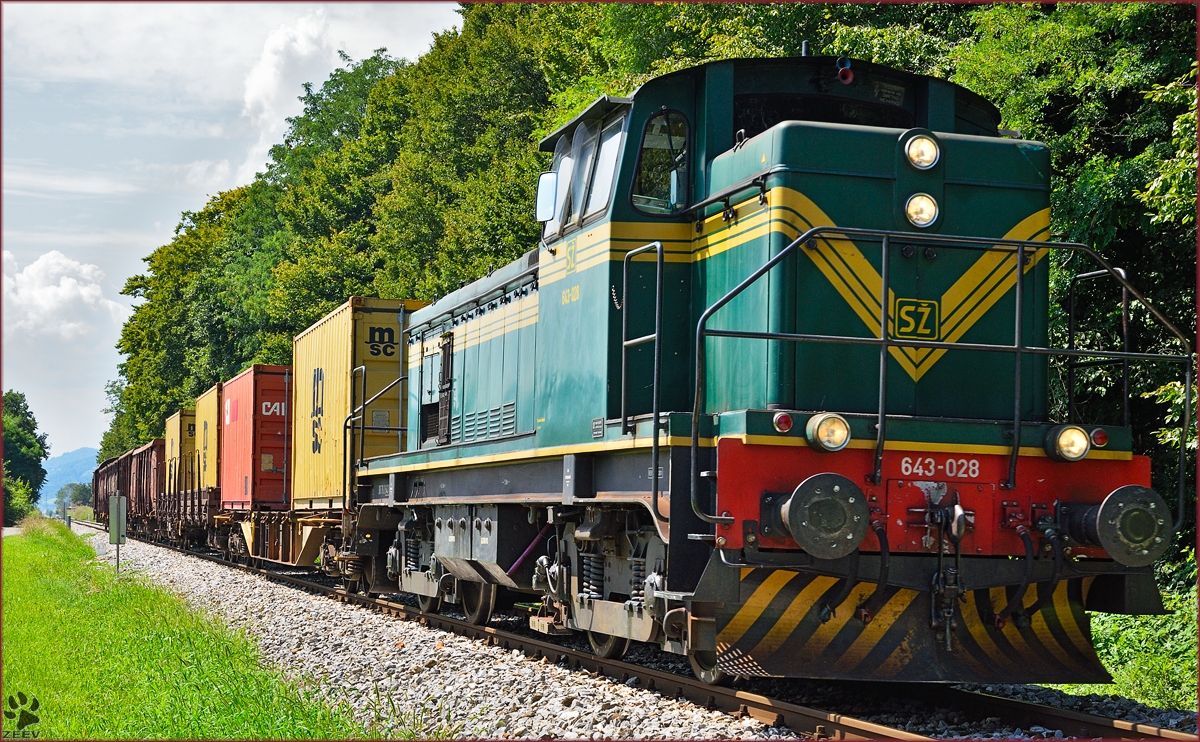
[95,54,1193,686]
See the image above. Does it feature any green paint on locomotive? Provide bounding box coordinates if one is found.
[379,55,1117,477]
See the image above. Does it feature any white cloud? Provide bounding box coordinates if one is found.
[2,162,140,198]
[237,10,339,183]
[2,250,131,340]
[184,159,235,192]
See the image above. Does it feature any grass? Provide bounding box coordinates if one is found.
[1,516,372,739]
[67,505,94,521]
[1047,550,1198,711]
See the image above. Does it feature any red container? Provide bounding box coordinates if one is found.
[128,439,165,521]
[220,364,292,510]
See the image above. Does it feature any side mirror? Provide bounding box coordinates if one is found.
[535,171,558,222]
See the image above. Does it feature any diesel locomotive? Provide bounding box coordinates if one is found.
[96,54,1193,686]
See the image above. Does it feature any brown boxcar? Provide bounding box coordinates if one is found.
[220,364,292,510]
[128,440,164,533]
[91,452,131,526]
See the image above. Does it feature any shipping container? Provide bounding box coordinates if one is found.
[128,439,164,525]
[164,409,196,496]
[220,364,292,510]
[195,383,222,491]
[291,296,424,510]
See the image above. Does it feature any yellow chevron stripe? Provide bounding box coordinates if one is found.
[963,594,1013,667]
[748,575,838,657]
[794,582,875,661]
[1053,582,1096,658]
[841,587,919,671]
[718,570,798,646]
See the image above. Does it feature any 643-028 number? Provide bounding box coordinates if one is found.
[900,456,980,479]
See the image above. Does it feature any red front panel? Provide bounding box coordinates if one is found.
[714,438,1151,556]
[220,365,292,510]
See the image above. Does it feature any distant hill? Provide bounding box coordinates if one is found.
[40,447,99,512]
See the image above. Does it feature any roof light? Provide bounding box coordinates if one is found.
[905,135,940,170]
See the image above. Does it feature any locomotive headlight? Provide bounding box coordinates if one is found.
[806,413,851,452]
[905,194,939,228]
[905,135,940,170]
[1045,424,1091,462]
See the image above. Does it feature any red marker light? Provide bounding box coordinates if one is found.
[773,412,794,434]
[1090,428,1109,447]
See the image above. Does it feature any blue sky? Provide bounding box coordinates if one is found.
[2,3,460,455]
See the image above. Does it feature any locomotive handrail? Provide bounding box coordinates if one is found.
[690,224,1194,532]
[1069,268,1130,427]
[343,370,406,509]
[618,241,668,523]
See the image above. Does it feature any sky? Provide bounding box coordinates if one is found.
[2,2,461,456]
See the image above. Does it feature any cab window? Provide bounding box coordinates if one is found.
[631,111,689,216]
[542,115,626,240]
[543,135,574,237]
[585,118,624,216]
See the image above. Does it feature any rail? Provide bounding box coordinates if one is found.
[689,226,1193,530]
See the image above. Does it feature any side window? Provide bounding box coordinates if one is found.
[543,135,574,238]
[585,117,625,216]
[631,111,689,216]
[568,121,599,225]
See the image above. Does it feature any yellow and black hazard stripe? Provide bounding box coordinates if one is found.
[715,567,1109,683]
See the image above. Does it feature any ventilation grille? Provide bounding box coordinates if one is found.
[501,402,516,436]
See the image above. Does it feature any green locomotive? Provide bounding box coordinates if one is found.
[347,55,1191,684]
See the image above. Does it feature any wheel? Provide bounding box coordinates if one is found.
[688,650,732,686]
[459,581,496,625]
[587,631,630,660]
[417,594,442,614]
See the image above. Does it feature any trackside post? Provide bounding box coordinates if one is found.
[109,494,127,572]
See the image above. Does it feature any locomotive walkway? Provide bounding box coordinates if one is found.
[74,520,1195,740]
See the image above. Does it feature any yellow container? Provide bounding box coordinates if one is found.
[164,409,196,494]
[195,383,222,490]
[291,296,425,510]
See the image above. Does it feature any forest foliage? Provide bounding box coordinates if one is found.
[4,390,50,525]
[101,4,1197,518]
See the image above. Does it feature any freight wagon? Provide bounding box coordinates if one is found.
[103,53,1191,688]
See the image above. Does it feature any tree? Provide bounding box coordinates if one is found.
[3,390,49,500]
[54,482,92,511]
[3,462,34,526]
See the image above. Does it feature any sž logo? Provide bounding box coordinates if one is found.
[3,692,40,738]
[368,326,397,356]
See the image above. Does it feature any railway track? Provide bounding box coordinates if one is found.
[72,519,1194,741]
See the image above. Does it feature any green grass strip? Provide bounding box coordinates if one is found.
[2,518,369,739]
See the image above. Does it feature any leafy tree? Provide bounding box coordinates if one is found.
[3,390,49,500]
[55,482,93,509]
[3,462,35,526]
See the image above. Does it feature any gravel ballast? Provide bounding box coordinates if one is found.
[75,525,794,739]
[73,524,1197,738]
